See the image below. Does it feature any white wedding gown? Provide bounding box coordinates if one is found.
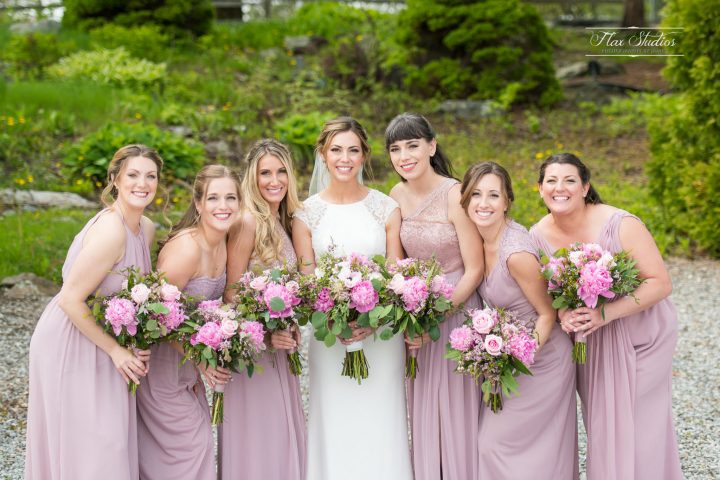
[296,189,413,480]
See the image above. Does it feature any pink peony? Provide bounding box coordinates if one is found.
[449,326,475,351]
[160,283,182,302]
[249,275,268,291]
[105,297,137,336]
[263,282,299,318]
[130,283,151,304]
[545,257,567,283]
[506,331,537,366]
[401,276,429,313]
[484,334,504,356]
[338,267,362,289]
[582,243,604,261]
[191,321,224,349]
[240,321,266,351]
[471,308,497,334]
[159,300,186,330]
[314,288,334,313]
[430,275,454,299]
[349,280,379,313]
[388,273,406,294]
[219,319,239,338]
[577,261,615,309]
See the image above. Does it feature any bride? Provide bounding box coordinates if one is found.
[293,117,413,480]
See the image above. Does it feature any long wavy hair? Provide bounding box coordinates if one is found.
[101,144,165,207]
[160,164,241,249]
[239,139,302,266]
[384,112,454,181]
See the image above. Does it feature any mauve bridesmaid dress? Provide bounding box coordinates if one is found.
[531,209,683,480]
[26,209,151,479]
[400,178,482,480]
[478,220,578,479]
[136,274,225,480]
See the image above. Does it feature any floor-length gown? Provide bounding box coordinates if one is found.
[478,220,578,479]
[219,219,306,480]
[295,189,413,480]
[25,208,151,479]
[136,275,224,480]
[400,178,481,480]
[530,209,683,480]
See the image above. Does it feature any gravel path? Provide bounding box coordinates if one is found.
[1,257,718,479]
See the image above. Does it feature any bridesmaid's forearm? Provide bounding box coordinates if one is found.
[450,270,483,307]
[604,278,671,322]
[60,297,121,357]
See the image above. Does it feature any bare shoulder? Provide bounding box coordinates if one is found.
[141,215,155,235]
[229,210,256,239]
[158,231,201,268]
[84,210,125,247]
[389,182,407,202]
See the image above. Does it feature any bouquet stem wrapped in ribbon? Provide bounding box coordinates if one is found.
[446,307,537,413]
[90,268,188,395]
[179,299,266,424]
[540,243,643,364]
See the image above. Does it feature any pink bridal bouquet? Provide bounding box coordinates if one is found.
[90,267,188,395]
[446,307,537,413]
[179,299,266,424]
[540,242,643,363]
[300,246,393,384]
[231,266,304,375]
[378,257,454,379]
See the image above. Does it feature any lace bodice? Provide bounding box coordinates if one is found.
[400,178,463,274]
[479,220,539,329]
[295,189,398,258]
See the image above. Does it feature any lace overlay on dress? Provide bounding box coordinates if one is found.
[400,178,462,273]
[294,195,327,231]
[295,190,397,232]
[498,221,538,277]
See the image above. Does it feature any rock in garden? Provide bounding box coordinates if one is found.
[283,36,327,55]
[435,100,500,119]
[0,189,97,209]
[1,273,59,297]
[557,61,625,79]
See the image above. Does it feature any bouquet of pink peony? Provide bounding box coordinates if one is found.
[446,307,537,413]
[300,246,393,384]
[179,299,266,424]
[231,266,304,375]
[377,257,454,379]
[540,242,643,363]
[90,267,189,395]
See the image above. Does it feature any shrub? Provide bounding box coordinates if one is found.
[63,122,205,192]
[88,24,170,61]
[397,0,561,106]
[274,111,337,173]
[644,0,720,257]
[48,47,166,90]
[2,32,76,80]
[63,0,214,37]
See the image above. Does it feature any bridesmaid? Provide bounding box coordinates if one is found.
[219,139,306,480]
[530,153,683,479]
[25,144,160,479]
[136,165,241,479]
[385,112,483,480]
[460,161,578,479]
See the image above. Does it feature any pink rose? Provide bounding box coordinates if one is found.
[130,283,151,304]
[219,319,239,338]
[470,308,496,334]
[449,325,475,351]
[484,334,503,356]
[388,273,406,294]
[160,283,181,302]
[249,275,268,291]
[286,281,300,295]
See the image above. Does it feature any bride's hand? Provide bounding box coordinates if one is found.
[339,321,373,345]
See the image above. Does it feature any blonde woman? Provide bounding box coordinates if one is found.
[219,139,306,480]
[26,145,161,479]
[136,165,240,480]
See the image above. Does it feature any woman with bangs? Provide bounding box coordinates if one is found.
[218,139,307,480]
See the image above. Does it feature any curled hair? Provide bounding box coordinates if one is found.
[384,112,454,180]
[460,161,515,213]
[239,139,302,266]
[538,153,603,204]
[161,164,241,249]
[315,116,374,179]
[101,144,164,207]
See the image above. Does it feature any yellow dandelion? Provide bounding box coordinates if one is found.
[7,117,14,126]
[76,179,83,185]
[290,59,297,66]
[172,196,180,203]
[15,178,26,185]
[95,181,102,187]
[355,35,363,42]
[27,175,33,183]
[135,113,142,120]
[155,198,164,205]
[19,116,26,124]
[535,152,544,160]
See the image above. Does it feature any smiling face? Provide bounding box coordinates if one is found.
[539,163,589,214]
[388,137,436,181]
[466,173,508,229]
[322,130,365,184]
[114,155,158,210]
[256,154,288,210]
[196,177,239,233]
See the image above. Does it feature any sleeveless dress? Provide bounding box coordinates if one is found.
[478,220,578,479]
[218,219,306,480]
[25,208,151,479]
[295,189,413,480]
[136,274,224,480]
[399,178,481,480]
[530,209,683,480]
